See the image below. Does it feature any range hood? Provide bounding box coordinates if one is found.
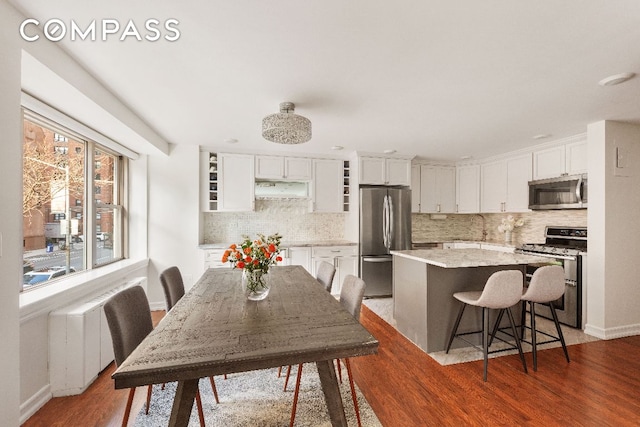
[255,180,309,199]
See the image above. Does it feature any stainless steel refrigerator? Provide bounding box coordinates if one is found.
[359,186,412,297]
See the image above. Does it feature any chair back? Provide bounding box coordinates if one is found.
[475,270,523,309]
[522,265,565,303]
[340,275,367,320]
[160,266,185,311]
[316,261,336,293]
[103,285,153,367]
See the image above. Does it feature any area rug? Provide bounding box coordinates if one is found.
[363,297,599,366]
[134,365,381,427]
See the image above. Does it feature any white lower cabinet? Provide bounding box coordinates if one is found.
[202,248,231,270]
[311,246,357,295]
[288,246,312,273]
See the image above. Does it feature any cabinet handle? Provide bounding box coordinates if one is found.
[437,204,441,213]
[456,203,459,213]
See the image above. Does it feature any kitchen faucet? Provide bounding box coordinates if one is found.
[473,214,487,242]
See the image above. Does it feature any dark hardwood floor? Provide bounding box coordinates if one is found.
[23,307,640,426]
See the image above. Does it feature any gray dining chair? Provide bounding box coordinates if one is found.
[316,261,337,293]
[104,285,206,427]
[160,266,222,402]
[289,274,366,427]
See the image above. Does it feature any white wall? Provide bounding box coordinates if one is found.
[586,120,640,338]
[0,3,25,426]
[146,144,202,308]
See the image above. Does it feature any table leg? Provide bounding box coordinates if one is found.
[316,359,348,427]
[168,379,199,427]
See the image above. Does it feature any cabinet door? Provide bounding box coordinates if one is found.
[219,154,255,211]
[565,139,587,175]
[411,165,421,213]
[289,247,312,273]
[255,155,284,179]
[386,159,411,186]
[505,154,532,212]
[419,166,438,213]
[312,159,343,212]
[438,167,456,213]
[480,160,507,213]
[359,157,386,185]
[336,256,358,295]
[456,165,480,213]
[285,157,312,180]
[533,145,566,180]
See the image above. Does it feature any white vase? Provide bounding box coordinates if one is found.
[504,231,512,243]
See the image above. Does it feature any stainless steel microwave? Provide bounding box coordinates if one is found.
[528,174,587,210]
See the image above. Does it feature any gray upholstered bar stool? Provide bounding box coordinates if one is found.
[519,265,570,371]
[445,270,528,381]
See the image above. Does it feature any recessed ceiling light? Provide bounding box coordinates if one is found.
[224,138,238,144]
[598,72,635,87]
[383,149,396,154]
[533,134,551,140]
[331,145,344,151]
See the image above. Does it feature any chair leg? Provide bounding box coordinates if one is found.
[145,384,152,415]
[209,376,220,404]
[489,308,505,347]
[549,302,570,363]
[283,365,293,391]
[446,302,466,353]
[195,388,205,426]
[336,358,342,383]
[277,366,282,377]
[506,307,528,374]
[530,302,538,371]
[482,307,489,382]
[520,300,527,338]
[344,358,362,427]
[289,363,304,427]
[122,387,136,427]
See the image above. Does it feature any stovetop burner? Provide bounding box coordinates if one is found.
[520,226,587,256]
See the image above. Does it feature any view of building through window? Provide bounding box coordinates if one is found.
[22,115,124,290]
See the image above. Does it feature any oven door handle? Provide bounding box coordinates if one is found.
[517,250,578,261]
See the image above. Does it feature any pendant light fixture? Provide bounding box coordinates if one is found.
[262,102,312,144]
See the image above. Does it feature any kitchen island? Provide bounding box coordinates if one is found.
[390,248,550,353]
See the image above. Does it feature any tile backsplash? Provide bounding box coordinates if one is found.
[203,199,346,243]
[412,210,588,245]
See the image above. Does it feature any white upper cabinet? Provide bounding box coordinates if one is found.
[311,159,344,212]
[533,138,587,179]
[255,155,312,180]
[481,154,531,213]
[411,164,421,213]
[456,165,480,213]
[359,157,411,186]
[419,165,456,213]
[218,153,255,211]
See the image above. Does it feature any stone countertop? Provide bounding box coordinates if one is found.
[411,239,521,249]
[390,248,550,268]
[199,240,357,250]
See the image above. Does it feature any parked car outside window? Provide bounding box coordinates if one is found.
[23,266,77,286]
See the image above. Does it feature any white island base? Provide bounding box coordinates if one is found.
[391,249,550,353]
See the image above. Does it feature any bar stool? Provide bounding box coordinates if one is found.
[492,265,570,371]
[445,270,528,381]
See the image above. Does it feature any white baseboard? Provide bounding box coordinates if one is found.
[20,384,51,425]
[584,323,640,340]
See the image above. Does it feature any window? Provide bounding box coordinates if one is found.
[22,111,127,291]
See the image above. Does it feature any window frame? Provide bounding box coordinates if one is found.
[21,106,130,292]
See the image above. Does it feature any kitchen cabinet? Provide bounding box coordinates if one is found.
[359,156,411,186]
[419,165,456,213]
[481,154,531,213]
[411,165,421,213]
[311,245,358,295]
[255,155,312,180]
[532,138,587,179]
[288,246,312,273]
[200,152,219,212]
[218,153,255,211]
[456,164,480,213]
[311,159,344,212]
[202,248,232,270]
[443,242,480,249]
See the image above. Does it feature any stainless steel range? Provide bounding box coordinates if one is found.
[517,226,587,328]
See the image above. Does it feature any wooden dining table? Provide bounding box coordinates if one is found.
[112,265,379,426]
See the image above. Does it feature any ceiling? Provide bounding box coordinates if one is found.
[12,1,640,161]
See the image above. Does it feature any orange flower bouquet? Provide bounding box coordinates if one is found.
[222,233,283,300]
